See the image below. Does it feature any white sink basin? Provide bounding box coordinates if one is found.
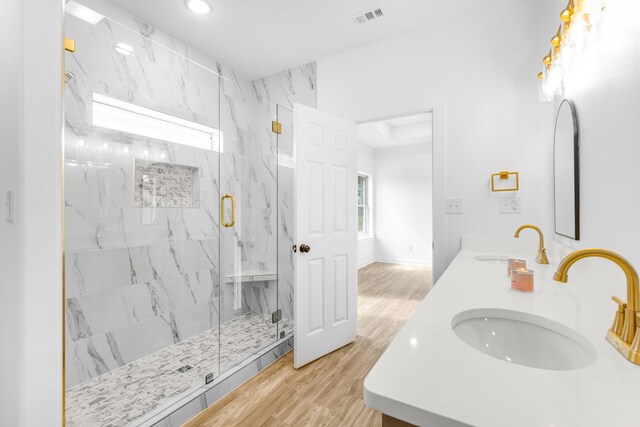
[474,255,509,263]
[452,308,597,370]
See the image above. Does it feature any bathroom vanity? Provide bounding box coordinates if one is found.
[364,237,640,427]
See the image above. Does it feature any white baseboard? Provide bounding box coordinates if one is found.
[358,259,376,269]
[375,258,432,267]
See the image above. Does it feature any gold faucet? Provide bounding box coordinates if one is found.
[514,224,549,264]
[553,248,640,365]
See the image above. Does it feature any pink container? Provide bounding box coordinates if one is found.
[507,258,527,276]
[511,269,534,293]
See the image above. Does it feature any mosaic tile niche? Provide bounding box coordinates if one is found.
[134,160,200,208]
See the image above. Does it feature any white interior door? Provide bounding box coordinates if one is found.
[293,103,357,368]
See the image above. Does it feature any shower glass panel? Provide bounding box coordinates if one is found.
[276,105,295,337]
[63,10,221,427]
[217,84,281,374]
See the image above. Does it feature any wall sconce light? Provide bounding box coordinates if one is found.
[551,26,562,48]
[538,0,607,101]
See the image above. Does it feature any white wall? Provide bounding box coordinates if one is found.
[23,0,64,424]
[318,0,558,270]
[0,0,23,424]
[357,143,376,268]
[548,0,640,269]
[0,0,64,425]
[374,144,432,265]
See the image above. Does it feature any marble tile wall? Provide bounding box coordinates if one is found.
[64,11,226,388]
[63,0,316,408]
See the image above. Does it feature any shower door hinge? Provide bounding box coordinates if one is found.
[271,309,282,324]
[64,37,76,53]
[271,121,282,134]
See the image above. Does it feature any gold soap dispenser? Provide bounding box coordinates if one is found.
[514,224,549,265]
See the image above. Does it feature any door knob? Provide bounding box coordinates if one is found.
[299,244,311,253]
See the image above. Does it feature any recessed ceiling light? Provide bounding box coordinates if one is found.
[185,0,211,15]
[115,42,134,55]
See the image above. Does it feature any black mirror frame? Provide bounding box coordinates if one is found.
[553,98,580,240]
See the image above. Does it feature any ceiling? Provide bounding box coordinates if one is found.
[100,0,488,80]
[358,113,432,149]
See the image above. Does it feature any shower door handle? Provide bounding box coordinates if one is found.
[221,194,235,228]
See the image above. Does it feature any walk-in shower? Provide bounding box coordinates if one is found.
[62,2,313,424]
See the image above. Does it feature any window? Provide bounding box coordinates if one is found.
[358,174,370,237]
[92,93,223,152]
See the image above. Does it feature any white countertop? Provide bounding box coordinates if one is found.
[364,237,640,427]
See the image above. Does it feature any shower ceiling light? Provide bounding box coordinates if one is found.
[92,93,223,152]
[185,0,212,15]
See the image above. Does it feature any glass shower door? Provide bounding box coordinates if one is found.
[276,104,295,337]
[63,9,221,426]
[218,78,280,373]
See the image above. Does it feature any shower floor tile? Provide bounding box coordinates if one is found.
[66,312,293,427]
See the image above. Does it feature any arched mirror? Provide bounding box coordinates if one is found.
[553,99,580,240]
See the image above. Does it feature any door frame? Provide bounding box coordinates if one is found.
[352,97,447,283]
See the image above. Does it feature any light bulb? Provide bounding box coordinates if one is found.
[185,0,211,15]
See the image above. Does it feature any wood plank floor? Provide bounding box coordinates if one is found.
[186,262,432,427]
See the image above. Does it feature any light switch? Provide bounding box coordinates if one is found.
[445,198,463,214]
[5,189,15,223]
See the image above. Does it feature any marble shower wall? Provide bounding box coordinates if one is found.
[64,12,226,388]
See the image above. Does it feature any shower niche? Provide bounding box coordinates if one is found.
[134,160,200,209]
[62,1,309,425]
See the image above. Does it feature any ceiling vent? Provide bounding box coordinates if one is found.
[352,7,384,24]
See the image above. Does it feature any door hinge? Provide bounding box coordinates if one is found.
[64,37,76,53]
[272,309,282,324]
[271,121,282,134]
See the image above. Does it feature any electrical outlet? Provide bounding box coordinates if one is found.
[499,197,521,214]
[445,198,463,214]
